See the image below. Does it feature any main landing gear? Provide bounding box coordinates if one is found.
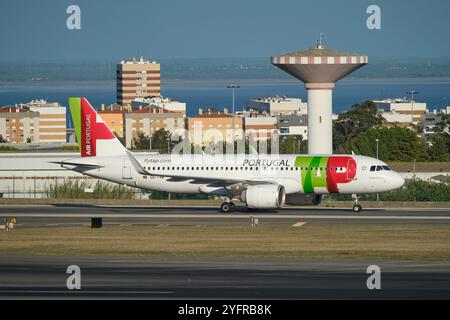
[220,201,235,213]
[352,194,362,213]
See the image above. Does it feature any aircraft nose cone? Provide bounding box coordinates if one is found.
[394,174,405,189]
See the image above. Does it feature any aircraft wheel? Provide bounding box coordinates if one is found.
[352,204,362,213]
[220,202,233,213]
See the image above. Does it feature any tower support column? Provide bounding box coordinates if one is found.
[305,83,335,155]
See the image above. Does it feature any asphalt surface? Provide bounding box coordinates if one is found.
[1,205,450,299]
[0,256,450,299]
[1,205,450,227]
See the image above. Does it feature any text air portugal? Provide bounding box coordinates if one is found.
[80,98,115,157]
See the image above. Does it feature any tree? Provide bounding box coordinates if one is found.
[428,135,449,161]
[279,135,306,154]
[132,132,150,150]
[348,126,428,161]
[334,100,385,146]
[151,128,171,153]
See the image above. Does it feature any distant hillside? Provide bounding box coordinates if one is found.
[1,57,450,82]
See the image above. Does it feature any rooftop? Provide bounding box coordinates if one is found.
[120,57,158,65]
[275,47,360,58]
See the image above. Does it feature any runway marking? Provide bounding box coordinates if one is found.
[157,224,169,227]
[0,290,174,295]
[4,213,450,221]
[292,222,307,228]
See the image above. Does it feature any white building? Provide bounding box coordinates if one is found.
[373,98,427,124]
[276,114,308,140]
[247,97,307,115]
[244,115,278,141]
[441,106,450,115]
[132,96,186,117]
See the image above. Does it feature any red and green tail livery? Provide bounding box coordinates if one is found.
[68,97,125,157]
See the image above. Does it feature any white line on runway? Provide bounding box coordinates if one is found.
[0,290,174,294]
[3,213,450,220]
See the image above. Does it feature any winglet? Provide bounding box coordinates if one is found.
[126,151,149,175]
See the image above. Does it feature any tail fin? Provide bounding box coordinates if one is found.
[68,97,127,157]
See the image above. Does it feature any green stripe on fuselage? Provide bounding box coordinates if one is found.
[295,156,329,193]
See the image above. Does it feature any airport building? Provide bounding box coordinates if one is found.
[246,97,307,115]
[117,57,161,106]
[0,152,89,198]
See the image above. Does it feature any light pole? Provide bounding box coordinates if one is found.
[227,84,240,142]
[407,90,418,126]
[375,138,379,159]
[376,138,379,202]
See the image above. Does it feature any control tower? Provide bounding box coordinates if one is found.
[272,40,368,154]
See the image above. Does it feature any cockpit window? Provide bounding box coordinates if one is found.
[371,165,392,172]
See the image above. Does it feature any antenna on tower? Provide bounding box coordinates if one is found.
[317,32,325,49]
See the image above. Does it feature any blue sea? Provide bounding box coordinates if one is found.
[0,80,449,117]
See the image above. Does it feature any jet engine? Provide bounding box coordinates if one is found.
[285,194,323,206]
[240,184,286,209]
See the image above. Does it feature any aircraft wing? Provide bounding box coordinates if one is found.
[50,161,104,169]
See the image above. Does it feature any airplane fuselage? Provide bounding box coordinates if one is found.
[63,154,405,196]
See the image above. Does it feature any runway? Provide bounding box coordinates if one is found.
[1,256,450,299]
[1,205,450,227]
[1,205,450,299]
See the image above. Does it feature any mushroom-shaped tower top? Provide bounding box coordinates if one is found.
[272,47,368,84]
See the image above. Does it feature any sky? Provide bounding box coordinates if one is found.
[1,0,450,61]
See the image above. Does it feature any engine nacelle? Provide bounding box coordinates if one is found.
[240,184,286,209]
[285,194,323,206]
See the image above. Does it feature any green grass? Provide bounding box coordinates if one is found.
[2,224,450,260]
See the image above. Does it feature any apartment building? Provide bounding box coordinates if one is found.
[98,104,128,138]
[124,107,184,148]
[117,57,161,106]
[373,98,427,124]
[0,106,39,143]
[132,96,186,117]
[188,108,244,146]
[23,99,67,143]
[247,97,307,115]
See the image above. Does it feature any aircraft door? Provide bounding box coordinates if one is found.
[346,158,357,180]
[122,160,132,179]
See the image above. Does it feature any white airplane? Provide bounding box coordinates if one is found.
[59,98,405,213]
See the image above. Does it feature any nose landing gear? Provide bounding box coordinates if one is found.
[352,194,362,213]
